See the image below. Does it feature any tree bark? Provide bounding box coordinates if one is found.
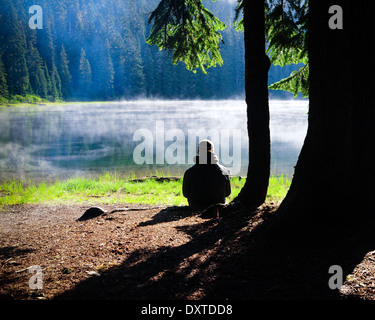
[273,0,375,235]
[234,0,271,209]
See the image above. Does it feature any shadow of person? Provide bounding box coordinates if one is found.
[137,206,201,227]
[137,202,228,227]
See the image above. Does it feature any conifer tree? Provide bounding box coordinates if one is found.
[96,40,115,100]
[78,48,92,99]
[58,45,72,99]
[51,64,62,101]
[265,0,308,97]
[43,61,53,100]
[273,0,375,232]
[26,41,48,99]
[0,55,9,100]
[147,0,226,74]
[0,0,29,96]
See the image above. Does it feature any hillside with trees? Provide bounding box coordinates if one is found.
[0,0,300,104]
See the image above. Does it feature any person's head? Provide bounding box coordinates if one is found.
[197,139,214,155]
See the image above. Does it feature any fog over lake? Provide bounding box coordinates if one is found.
[0,100,308,183]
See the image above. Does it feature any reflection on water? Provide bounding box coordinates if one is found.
[0,100,308,183]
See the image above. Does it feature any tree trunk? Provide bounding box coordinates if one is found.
[234,0,271,209]
[273,0,375,235]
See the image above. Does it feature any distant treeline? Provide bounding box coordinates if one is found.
[0,0,300,103]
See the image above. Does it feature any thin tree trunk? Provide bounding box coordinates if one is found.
[234,0,271,209]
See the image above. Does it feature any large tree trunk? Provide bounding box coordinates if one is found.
[273,0,375,235]
[234,0,271,209]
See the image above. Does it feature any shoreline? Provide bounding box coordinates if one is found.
[0,100,119,108]
[0,97,308,108]
[0,174,290,208]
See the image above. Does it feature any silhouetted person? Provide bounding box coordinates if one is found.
[183,140,231,207]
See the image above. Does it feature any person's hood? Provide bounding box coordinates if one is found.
[193,152,219,164]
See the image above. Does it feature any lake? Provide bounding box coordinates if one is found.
[0,100,308,183]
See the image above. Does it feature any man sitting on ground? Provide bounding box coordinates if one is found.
[182,139,231,207]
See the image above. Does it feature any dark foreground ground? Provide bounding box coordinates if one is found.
[1,203,375,303]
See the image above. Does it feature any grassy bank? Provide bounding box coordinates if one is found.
[0,94,52,106]
[0,95,115,107]
[0,173,291,208]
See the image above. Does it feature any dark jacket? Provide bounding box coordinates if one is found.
[182,154,231,207]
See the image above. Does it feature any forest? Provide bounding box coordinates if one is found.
[0,0,301,104]
[2,0,375,304]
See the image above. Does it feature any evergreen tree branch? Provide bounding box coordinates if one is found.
[147,0,226,73]
[269,63,309,97]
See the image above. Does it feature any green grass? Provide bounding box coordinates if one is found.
[0,94,51,106]
[0,173,291,208]
[0,98,122,108]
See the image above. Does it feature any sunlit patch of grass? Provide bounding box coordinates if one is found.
[267,175,291,203]
[0,173,291,208]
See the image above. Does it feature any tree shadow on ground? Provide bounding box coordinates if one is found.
[55,205,375,300]
[0,246,37,300]
[0,246,35,260]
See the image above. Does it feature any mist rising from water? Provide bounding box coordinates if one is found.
[0,99,308,183]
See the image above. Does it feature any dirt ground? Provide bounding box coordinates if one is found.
[1,202,375,301]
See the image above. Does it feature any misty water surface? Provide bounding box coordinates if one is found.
[0,100,308,183]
